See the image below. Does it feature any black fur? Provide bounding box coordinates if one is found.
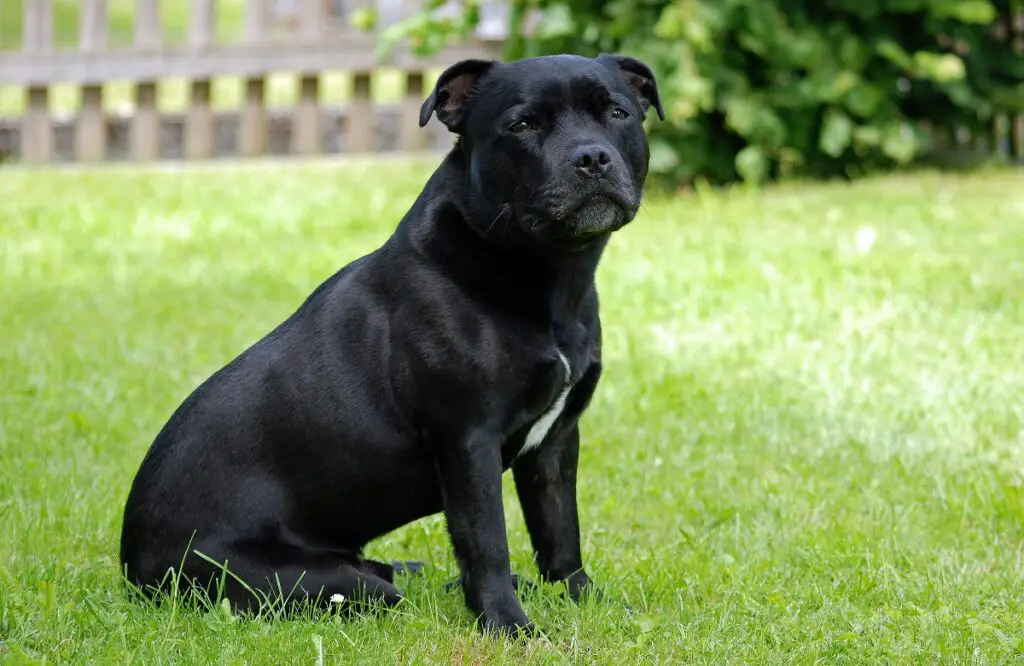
[120,53,663,636]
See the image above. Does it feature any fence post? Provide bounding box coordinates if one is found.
[292,0,325,155]
[22,0,54,165]
[186,0,216,159]
[348,73,373,153]
[239,0,270,157]
[294,75,322,155]
[132,0,162,161]
[398,0,426,152]
[399,72,425,152]
[77,0,109,162]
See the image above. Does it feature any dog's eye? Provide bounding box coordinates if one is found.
[611,107,630,120]
[508,119,536,133]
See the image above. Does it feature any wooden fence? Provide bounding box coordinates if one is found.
[0,0,505,163]
[0,1,1021,166]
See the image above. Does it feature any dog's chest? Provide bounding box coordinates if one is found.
[518,351,574,457]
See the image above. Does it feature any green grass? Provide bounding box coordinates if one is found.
[0,0,432,115]
[1,161,1023,663]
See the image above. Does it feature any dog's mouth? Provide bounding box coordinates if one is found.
[566,196,628,236]
[519,193,636,245]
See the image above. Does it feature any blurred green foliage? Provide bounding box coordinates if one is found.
[381,0,1024,185]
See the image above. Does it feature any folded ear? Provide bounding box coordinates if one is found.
[419,59,498,132]
[596,54,665,121]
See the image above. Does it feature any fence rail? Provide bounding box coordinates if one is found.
[0,0,504,164]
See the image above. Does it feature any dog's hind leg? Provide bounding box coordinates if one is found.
[175,544,404,615]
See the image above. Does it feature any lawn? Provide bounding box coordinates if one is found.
[1,161,1023,664]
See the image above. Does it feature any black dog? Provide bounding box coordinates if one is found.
[120,53,663,636]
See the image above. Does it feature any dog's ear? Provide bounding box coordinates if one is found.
[596,54,665,121]
[419,59,498,132]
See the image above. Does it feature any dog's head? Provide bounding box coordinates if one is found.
[420,54,664,250]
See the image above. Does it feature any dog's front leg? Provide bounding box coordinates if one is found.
[512,425,597,602]
[435,430,534,636]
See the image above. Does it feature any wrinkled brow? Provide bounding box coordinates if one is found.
[524,75,612,117]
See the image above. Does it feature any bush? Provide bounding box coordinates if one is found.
[380,0,1024,186]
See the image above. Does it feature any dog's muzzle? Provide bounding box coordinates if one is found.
[566,195,630,236]
[519,189,637,242]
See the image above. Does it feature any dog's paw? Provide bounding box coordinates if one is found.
[557,570,604,604]
[480,613,537,639]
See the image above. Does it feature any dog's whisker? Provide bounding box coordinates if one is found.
[485,207,511,235]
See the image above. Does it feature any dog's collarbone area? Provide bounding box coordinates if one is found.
[519,351,573,456]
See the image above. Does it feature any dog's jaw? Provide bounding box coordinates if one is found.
[566,195,630,236]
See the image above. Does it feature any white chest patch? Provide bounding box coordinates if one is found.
[520,351,573,456]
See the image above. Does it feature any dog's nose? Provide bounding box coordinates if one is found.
[571,145,613,177]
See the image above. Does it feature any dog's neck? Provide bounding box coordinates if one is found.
[397,151,608,323]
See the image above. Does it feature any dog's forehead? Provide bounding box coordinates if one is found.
[485,57,621,105]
